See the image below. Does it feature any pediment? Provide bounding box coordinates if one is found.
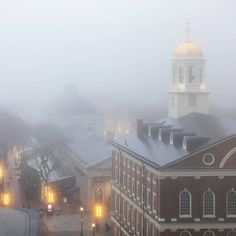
[164,135,236,169]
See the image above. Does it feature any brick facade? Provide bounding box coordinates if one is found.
[111,140,236,236]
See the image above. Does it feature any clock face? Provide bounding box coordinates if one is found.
[189,65,197,83]
[203,153,215,166]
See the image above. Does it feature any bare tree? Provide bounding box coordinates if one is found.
[32,123,71,185]
[0,109,30,192]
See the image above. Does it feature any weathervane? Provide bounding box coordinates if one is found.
[186,21,191,41]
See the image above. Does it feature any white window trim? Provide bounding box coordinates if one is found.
[203,153,215,166]
[152,192,157,213]
[147,189,151,209]
[203,190,216,218]
[132,178,135,196]
[179,190,192,218]
[226,190,236,218]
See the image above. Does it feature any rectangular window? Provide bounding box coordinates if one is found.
[132,179,135,195]
[147,189,151,208]
[153,193,157,212]
[127,175,131,192]
[123,171,126,188]
[136,182,140,199]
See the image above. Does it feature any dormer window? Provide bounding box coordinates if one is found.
[158,129,162,141]
[170,132,174,145]
[183,136,187,150]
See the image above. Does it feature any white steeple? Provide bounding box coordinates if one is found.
[168,40,209,119]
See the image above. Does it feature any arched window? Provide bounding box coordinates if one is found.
[180,190,191,217]
[180,230,191,236]
[227,231,236,236]
[189,65,197,83]
[179,67,184,83]
[227,191,236,216]
[203,191,215,217]
[204,230,215,236]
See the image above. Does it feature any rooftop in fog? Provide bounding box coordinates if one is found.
[63,124,112,165]
[112,112,236,168]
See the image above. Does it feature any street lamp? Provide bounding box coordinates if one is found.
[92,223,96,236]
[80,206,84,236]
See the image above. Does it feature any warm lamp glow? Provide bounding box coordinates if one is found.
[3,193,10,206]
[80,206,84,212]
[95,204,103,218]
[0,166,3,178]
[48,191,54,203]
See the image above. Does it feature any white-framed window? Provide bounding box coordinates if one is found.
[127,175,131,192]
[204,230,215,236]
[152,192,157,213]
[180,230,191,236]
[136,181,140,199]
[227,230,236,236]
[123,171,126,188]
[203,190,215,217]
[202,153,215,166]
[227,190,236,217]
[179,190,191,217]
[147,189,151,209]
[123,201,126,221]
[132,178,135,195]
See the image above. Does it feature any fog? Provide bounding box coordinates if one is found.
[0,0,236,119]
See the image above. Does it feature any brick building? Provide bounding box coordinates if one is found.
[110,40,236,236]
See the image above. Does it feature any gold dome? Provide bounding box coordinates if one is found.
[174,41,203,57]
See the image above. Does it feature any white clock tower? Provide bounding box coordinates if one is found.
[168,40,209,119]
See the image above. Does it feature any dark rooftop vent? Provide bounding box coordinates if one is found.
[184,136,212,151]
[172,132,196,147]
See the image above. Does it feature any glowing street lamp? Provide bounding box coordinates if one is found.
[92,223,96,236]
[80,206,84,236]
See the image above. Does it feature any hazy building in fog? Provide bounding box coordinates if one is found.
[110,40,236,236]
[62,124,112,221]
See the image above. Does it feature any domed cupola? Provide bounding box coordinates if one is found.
[168,38,209,119]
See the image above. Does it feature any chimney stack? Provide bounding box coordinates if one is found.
[137,118,143,138]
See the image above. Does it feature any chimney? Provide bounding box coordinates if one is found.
[137,118,143,138]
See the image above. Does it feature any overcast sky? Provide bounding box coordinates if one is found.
[0,0,235,114]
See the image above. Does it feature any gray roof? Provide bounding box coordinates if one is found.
[112,113,236,168]
[63,125,111,165]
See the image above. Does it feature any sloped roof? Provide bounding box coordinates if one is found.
[112,113,236,168]
[63,125,111,165]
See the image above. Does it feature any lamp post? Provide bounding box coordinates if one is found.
[92,223,95,236]
[80,206,84,236]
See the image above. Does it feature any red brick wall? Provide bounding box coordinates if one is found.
[159,176,236,219]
